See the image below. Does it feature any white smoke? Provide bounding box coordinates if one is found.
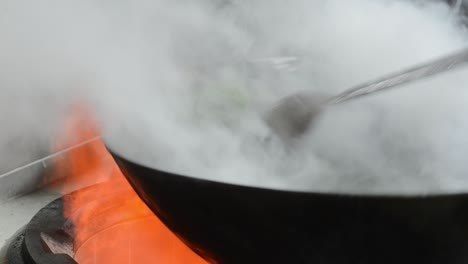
[1,0,468,194]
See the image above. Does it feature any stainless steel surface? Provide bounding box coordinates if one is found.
[0,190,59,249]
[265,47,468,139]
[0,136,101,199]
[0,136,101,249]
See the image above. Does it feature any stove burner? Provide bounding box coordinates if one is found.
[3,198,76,264]
[1,177,207,264]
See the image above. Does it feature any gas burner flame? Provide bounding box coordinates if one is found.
[45,104,207,264]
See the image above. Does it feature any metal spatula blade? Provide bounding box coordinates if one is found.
[264,47,468,140]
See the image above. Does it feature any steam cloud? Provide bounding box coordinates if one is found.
[2,0,468,193]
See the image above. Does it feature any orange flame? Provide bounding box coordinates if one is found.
[47,104,207,264]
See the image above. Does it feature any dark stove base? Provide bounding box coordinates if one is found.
[2,198,76,264]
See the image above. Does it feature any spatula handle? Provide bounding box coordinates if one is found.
[328,47,468,104]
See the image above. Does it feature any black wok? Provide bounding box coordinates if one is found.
[109,149,468,264]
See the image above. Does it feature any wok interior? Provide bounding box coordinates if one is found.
[101,0,468,195]
[108,146,468,197]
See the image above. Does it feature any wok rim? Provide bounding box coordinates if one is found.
[106,143,468,199]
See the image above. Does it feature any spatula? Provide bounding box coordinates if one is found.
[264,47,468,140]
